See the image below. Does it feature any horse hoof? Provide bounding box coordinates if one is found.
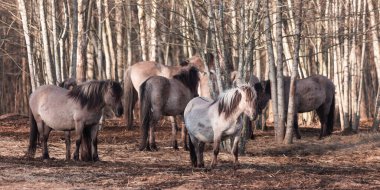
[149,144,158,151]
[93,155,100,162]
[73,155,79,161]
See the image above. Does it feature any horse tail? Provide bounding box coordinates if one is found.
[139,80,151,151]
[188,134,197,167]
[327,95,335,135]
[80,126,93,161]
[124,68,137,129]
[26,110,38,158]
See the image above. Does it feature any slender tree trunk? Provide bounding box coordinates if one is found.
[18,0,37,90]
[116,0,124,81]
[284,0,302,144]
[103,24,112,79]
[369,0,380,130]
[97,0,104,79]
[265,0,279,141]
[138,0,147,61]
[126,0,132,67]
[275,0,285,142]
[104,0,117,79]
[208,0,224,93]
[59,0,69,81]
[39,0,56,84]
[51,0,61,83]
[149,0,157,62]
[76,0,89,83]
[71,0,78,78]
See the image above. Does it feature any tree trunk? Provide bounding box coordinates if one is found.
[265,0,279,141]
[369,0,380,131]
[284,0,302,144]
[71,0,78,78]
[76,0,89,83]
[104,0,117,79]
[116,0,124,81]
[39,0,56,84]
[59,0,69,81]
[138,0,147,61]
[17,0,37,90]
[275,0,285,142]
[51,0,61,83]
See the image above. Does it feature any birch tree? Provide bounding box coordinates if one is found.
[39,0,56,84]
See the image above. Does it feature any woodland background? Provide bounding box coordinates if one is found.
[1,0,380,143]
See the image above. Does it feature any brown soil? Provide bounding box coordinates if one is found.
[0,115,379,189]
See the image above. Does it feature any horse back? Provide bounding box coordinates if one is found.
[29,85,76,130]
[295,75,334,113]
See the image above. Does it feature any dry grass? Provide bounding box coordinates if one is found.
[0,115,379,189]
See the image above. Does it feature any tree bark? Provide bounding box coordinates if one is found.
[275,0,285,142]
[284,0,302,144]
[265,0,279,141]
[39,0,56,84]
[116,0,124,81]
[17,0,37,90]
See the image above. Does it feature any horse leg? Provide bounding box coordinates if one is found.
[179,115,189,151]
[294,114,302,139]
[210,136,221,169]
[148,122,158,151]
[41,126,52,161]
[169,116,179,150]
[73,122,84,161]
[231,134,241,169]
[64,131,71,161]
[90,125,99,161]
[316,106,327,139]
[199,142,205,168]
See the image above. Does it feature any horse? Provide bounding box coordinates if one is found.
[184,84,258,168]
[139,66,200,151]
[25,80,123,161]
[123,54,214,133]
[256,75,335,139]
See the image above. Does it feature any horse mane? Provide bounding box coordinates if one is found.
[217,85,256,119]
[173,66,200,95]
[68,80,122,110]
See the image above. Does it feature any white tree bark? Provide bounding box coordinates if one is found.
[17,0,37,90]
[39,0,56,84]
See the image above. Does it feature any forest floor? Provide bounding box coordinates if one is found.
[0,115,379,189]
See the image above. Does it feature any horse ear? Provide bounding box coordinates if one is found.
[180,60,190,66]
[254,82,263,94]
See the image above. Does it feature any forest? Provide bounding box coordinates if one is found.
[0,0,380,189]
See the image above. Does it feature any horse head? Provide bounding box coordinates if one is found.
[218,84,257,120]
[253,80,271,114]
[103,80,124,117]
[59,78,77,90]
[239,85,258,121]
[173,66,200,97]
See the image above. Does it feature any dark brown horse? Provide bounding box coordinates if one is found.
[123,54,214,131]
[139,66,200,151]
[256,75,335,139]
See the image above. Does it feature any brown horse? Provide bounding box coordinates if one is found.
[256,75,335,139]
[26,80,123,161]
[139,66,200,151]
[123,54,214,132]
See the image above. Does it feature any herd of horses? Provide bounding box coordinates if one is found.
[24,55,336,168]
